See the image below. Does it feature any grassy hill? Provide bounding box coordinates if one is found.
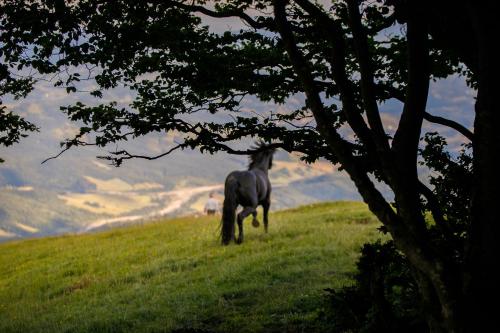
[0,202,384,333]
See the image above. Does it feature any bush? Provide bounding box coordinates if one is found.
[324,240,427,332]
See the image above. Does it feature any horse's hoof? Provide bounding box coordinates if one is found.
[252,219,260,227]
[236,238,243,244]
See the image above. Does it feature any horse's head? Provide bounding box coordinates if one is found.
[249,141,276,171]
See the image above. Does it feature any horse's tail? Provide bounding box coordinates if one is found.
[221,176,238,245]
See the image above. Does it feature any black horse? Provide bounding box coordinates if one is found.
[221,143,276,245]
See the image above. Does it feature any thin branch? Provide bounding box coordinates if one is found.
[281,118,315,130]
[41,140,96,164]
[99,143,185,165]
[41,146,72,164]
[424,112,474,142]
[418,180,446,227]
[213,142,287,155]
[164,0,270,30]
[367,13,397,34]
[379,84,474,141]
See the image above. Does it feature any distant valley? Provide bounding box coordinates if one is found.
[0,143,361,241]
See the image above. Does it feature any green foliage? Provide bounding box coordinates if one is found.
[0,106,37,146]
[0,201,382,333]
[0,105,38,162]
[420,133,472,232]
[0,0,466,166]
[419,133,473,266]
[325,240,426,333]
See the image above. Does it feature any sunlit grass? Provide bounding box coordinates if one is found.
[0,201,384,332]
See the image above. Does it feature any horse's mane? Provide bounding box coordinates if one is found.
[248,141,276,170]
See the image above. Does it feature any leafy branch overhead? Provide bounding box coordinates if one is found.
[1,0,468,164]
[1,1,497,331]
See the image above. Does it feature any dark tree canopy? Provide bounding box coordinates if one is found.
[1,1,498,331]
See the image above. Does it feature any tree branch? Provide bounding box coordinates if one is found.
[346,0,390,152]
[273,0,398,231]
[41,140,96,164]
[277,0,448,283]
[211,141,287,155]
[391,12,429,158]
[423,112,474,142]
[164,0,270,30]
[418,180,446,228]
[293,0,379,158]
[367,13,397,34]
[41,146,73,165]
[98,143,186,166]
[293,0,397,187]
[379,84,474,141]
[386,3,434,252]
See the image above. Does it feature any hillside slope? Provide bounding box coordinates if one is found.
[0,202,384,333]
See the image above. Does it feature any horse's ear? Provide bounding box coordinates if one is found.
[250,140,263,152]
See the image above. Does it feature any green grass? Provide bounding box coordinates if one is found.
[0,201,384,333]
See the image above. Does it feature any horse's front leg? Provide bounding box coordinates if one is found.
[251,210,260,228]
[237,206,256,244]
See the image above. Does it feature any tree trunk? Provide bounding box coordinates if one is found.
[467,4,500,330]
[413,270,450,333]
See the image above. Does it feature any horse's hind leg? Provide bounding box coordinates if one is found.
[236,214,244,244]
[237,206,256,244]
[263,199,270,233]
